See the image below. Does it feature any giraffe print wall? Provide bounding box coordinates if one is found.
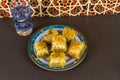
[0,0,120,18]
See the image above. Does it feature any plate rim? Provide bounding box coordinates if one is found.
[28,25,88,71]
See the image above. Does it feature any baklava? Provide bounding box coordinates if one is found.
[42,29,59,44]
[34,41,49,58]
[62,28,76,41]
[67,39,86,59]
[49,51,66,68]
[51,35,67,52]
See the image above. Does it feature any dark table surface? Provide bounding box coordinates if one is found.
[0,16,120,80]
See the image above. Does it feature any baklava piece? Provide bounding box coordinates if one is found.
[67,39,86,59]
[62,28,76,41]
[51,35,67,52]
[42,29,59,44]
[34,41,49,58]
[49,51,66,68]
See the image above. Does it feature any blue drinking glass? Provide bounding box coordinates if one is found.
[11,5,33,36]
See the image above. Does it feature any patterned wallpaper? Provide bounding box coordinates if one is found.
[0,0,120,18]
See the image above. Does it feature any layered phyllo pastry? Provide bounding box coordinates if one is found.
[62,28,76,41]
[49,51,66,68]
[51,35,67,52]
[34,41,49,58]
[42,29,59,43]
[67,39,86,59]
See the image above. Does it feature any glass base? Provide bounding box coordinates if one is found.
[16,29,32,36]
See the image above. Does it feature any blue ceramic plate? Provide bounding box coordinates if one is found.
[28,25,87,71]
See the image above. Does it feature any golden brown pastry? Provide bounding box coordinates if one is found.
[67,39,86,59]
[42,29,59,43]
[49,51,66,68]
[51,35,67,52]
[62,28,77,41]
[34,41,49,58]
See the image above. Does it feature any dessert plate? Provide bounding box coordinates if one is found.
[28,25,87,71]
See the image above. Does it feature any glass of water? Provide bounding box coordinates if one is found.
[11,5,33,36]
